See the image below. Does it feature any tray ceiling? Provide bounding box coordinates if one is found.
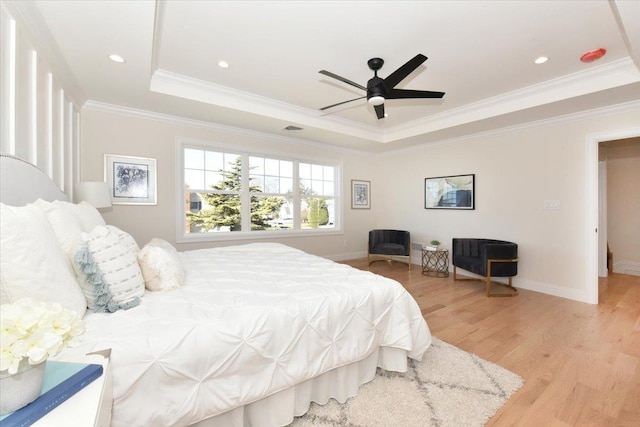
[19,0,640,152]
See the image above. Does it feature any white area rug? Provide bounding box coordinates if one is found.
[288,338,523,427]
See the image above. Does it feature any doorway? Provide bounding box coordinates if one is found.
[587,128,640,304]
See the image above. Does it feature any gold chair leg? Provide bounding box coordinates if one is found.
[486,259,519,297]
[454,261,519,297]
[486,278,519,297]
[368,254,411,270]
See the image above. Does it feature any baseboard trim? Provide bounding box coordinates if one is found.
[450,271,590,303]
[513,278,589,303]
[332,254,593,304]
[327,251,368,262]
[613,260,640,276]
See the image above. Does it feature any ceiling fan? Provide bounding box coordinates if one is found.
[319,54,445,119]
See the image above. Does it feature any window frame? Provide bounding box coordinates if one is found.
[176,138,343,243]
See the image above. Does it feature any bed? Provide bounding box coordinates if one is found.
[0,153,431,427]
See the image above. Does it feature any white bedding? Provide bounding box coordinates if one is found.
[57,242,431,426]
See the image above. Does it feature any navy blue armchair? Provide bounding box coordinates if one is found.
[452,238,518,297]
[368,229,411,270]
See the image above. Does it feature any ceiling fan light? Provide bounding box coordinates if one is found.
[368,96,385,106]
[108,54,125,63]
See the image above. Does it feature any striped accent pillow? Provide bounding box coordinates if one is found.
[74,225,144,312]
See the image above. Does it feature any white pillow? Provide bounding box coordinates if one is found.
[0,203,87,317]
[138,239,185,291]
[74,225,145,312]
[33,199,105,233]
[31,199,85,259]
[75,201,106,232]
[107,225,140,255]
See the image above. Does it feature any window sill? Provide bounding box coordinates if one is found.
[176,227,343,244]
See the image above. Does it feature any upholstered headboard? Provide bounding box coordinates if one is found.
[0,153,68,206]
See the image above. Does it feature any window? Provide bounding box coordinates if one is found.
[179,142,341,241]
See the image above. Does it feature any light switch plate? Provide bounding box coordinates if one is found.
[544,200,560,210]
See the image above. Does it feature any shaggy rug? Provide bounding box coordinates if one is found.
[288,338,523,427]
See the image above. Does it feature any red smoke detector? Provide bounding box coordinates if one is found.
[580,48,607,63]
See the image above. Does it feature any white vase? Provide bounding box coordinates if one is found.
[0,360,46,415]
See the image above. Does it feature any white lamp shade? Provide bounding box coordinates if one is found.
[74,181,112,208]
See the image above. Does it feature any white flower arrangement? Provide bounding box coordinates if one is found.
[0,298,85,375]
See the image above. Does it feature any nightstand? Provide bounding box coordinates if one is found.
[33,350,112,427]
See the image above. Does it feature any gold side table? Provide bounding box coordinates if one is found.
[421,248,450,277]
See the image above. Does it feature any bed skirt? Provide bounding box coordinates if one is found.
[191,346,412,427]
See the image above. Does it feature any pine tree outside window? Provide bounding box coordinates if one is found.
[179,143,341,242]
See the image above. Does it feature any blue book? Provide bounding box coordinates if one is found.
[0,361,103,427]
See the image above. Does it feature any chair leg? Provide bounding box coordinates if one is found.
[454,262,518,296]
[486,275,491,297]
[369,254,411,270]
[486,277,519,297]
[485,259,519,297]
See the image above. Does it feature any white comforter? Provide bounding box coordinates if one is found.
[60,243,431,426]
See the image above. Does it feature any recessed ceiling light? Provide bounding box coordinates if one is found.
[218,60,229,69]
[534,56,549,64]
[108,54,125,63]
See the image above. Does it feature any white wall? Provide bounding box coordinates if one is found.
[79,106,378,260]
[80,103,640,302]
[7,0,638,302]
[0,2,82,194]
[376,108,640,302]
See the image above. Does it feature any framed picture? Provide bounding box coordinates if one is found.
[351,179,371,209]
[424,174,475,210]
[104,154,157,205]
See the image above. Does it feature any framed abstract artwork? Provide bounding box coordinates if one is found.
[424,174,474,210]
[351,179,371,209]
[104,154,157,205]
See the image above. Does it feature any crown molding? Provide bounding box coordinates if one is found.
[149,0,165,75]
[84,97,640,159]
[150,57,639,146]
[610,0,640,72]
[383,57,640,142]
[383,99,640,155]
[82,100,373,156]
[3,0,86,107]
[150,69,383,142]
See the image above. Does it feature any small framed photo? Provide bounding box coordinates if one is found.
[351,179,371,209]
[424,174,474,210]
[104,154,157,205]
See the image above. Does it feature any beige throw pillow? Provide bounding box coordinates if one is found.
[137,238,185,291]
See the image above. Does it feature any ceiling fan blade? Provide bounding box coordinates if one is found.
[387,88,445,99]
[374,103,385,119]
[319,70,367,91]
[383,54,428,89]
[319,96,366,111]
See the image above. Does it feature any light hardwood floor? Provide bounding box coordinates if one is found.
[341,259,640,427]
